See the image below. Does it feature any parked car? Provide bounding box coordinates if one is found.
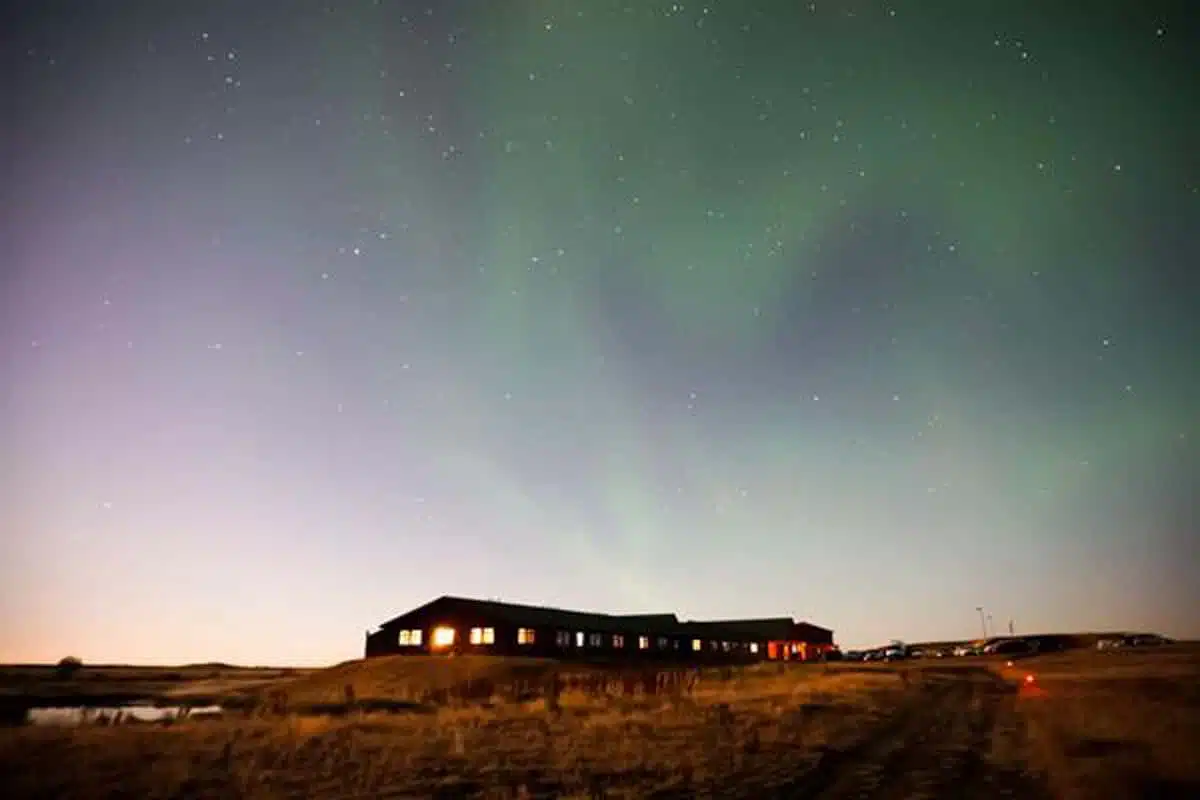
[985,638,1035,655]
[1127,634,1171,647]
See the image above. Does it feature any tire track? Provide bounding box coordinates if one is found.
[765,667,1050,799]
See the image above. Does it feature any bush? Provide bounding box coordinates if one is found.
[55,656,83,679]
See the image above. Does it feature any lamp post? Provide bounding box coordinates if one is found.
[976,606,987,639]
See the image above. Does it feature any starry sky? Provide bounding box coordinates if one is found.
[2,1,1197,665]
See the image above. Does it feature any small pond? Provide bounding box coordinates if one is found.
[25,705,224,726]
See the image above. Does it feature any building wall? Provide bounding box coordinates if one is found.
[368,619,817,663]
[364,598,835,663]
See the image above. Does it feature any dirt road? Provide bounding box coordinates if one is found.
[759,667,1048,799]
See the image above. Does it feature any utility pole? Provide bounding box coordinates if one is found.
[976,606,987,639]
[987,614,994,637]
[1009,619,1014,636]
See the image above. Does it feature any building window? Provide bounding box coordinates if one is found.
[638,635,650,650]
[722,641,731,652]
[692,639,703,652]
[750,642,759,654]
[672,639,680,650]
[711,640,719,651]
[657,636,669,649]
[431,626,456,648]
[518,628,536,645]
[576,631,585,648]
[589,632,603,647]
[469,627,495,645]
[556,630,571,647]
[612,634,625,648]
[398,629,423,646]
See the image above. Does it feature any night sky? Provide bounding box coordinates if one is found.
[3,1,1197,665]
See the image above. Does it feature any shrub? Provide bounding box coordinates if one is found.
[56,656,83,679]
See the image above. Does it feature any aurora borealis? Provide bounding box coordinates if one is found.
[3,1,1196,664]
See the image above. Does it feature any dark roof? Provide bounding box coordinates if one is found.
[614,618,681,628]
[377,596,833,642]
[380,596,684,635]
[684,617,796,639]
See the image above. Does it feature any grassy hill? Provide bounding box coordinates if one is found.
[224,655,846,714]
[236,655,569,707]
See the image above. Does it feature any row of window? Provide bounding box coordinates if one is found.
[398,625,761,655]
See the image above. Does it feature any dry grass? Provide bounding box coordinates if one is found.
[2,650,1196,798]
[1002,646,1200,800]
[0,663,904,799]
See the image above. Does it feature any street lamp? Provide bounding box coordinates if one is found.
[976,606,987,639]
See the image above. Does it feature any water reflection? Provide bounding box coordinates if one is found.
[27,705,223,726]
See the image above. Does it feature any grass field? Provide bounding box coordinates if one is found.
[999,647,1200,799]
[0,647,1195,798]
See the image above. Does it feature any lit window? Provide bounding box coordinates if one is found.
[411,629,422,645]
[399,630,411,645]
[613,634,625,648]
[556,630,571,647]
[589,632,603,647]
[518,628,536,645]
[431,626,456,648]
[722,641,731,651]
[576,631,585,648]
[750,642,759,654]
[692,639,702,652]
[398,629,423,646]
[638,635,650,650]
[470,627,495,645]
